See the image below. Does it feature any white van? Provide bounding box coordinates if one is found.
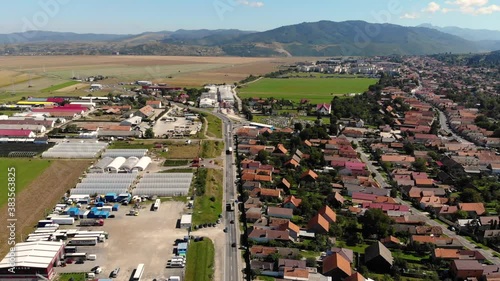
[87,254,97,260]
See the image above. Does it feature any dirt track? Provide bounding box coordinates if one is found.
[0,160,91,257]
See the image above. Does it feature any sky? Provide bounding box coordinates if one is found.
[1,0,499,34]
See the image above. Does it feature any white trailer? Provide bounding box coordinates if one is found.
[68,237,98,246]
[34,229,57,234]
[51,217,75,225]
[74,234,105,242]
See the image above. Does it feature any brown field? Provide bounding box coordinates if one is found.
[0,160,91,257]
[0,55,313,88]
[55,82,88,92]
[0,70,39,88]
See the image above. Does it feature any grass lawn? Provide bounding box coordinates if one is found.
[200,140,224,158]
[185,239,215,281]
[163,143,200,159]
[238,77,377,104]
[256,277,275,281]
[393,251,429,262]
[338,241,370,253]
[41,81,80,92]
[58,273,86,281]
[192,169,223,226]
[0,159,52,209]
[163,159,190,166]
[300,250,321,259]
[0,110,22,116]
[107,141,155,150]
[204,113,223,139]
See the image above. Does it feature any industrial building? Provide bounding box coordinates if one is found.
[0,241,65,281]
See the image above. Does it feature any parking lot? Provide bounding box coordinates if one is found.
[153,107,202,138]
[56,201,189,281]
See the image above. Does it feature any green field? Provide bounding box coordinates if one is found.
[41,81,80,92]
[0,159,52,209]
[238,77,377,104]
[204,113,223,139]
[192,169,223,226]
[58,273,86,281]
[0,110,22,116]
[200,140,224,158]
[185,239,215,281]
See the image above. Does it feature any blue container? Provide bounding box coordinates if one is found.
[112,204,119,211]
[96,202,104,207]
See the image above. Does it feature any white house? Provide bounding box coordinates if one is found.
[90,84,103,90]
[316,103,331,115]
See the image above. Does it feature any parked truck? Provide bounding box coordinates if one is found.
[68,237,98,246]
[79,219,104,227]
[51,217,75,225]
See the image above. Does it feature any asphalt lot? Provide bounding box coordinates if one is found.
[55,201,189,281]
[153,113,202,138]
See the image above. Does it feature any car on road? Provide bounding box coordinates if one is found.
[230,220,234,224]
[231,242,236,247]
[223,227,228,232]
[91,266,102,274]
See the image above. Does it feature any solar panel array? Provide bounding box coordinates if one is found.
[70,173,138,195]
[132,173,193,196]
[42,142,107,159]
[101,149,148,158]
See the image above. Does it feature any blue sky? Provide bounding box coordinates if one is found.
[2,0,499,34]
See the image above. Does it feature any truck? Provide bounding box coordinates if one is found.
[51,217,75,225]
[68,237,98,246]
[74,234,105,242]
[79,219,104,227]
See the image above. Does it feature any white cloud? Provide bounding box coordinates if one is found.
[238,1,264,8]
[475,4,500,14]
[400,13,420,19]
[445,0,499,14]
[423,2,441,13]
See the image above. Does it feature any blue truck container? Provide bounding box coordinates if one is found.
[96,202,104,207]
[117,193,131,203]
[68,207,80,217]
[112,204,119,211]
[105,193,118,202]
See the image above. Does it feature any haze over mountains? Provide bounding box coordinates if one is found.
[1,20,499,57]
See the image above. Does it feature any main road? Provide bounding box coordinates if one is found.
[172,103,242,280]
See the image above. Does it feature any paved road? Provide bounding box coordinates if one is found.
[436,109,472,145]
[172,103,242,280]
[351,139,390,188]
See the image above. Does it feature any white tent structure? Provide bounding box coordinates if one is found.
[42,142,107,158]
[88,157,114,173]
[132,156,152,172]
[105,157,126,173]
[70,173,138,195]
[121,157,139,172]
[101,149,148,158]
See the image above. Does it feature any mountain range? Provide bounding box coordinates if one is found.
[1,20,499,57]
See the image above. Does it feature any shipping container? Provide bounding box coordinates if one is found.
[112,204,119,211]
[64,246,77,253]
[51,217,75,225]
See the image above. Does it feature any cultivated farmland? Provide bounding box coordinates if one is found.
[0,159,91,257]
[237,77,377,104]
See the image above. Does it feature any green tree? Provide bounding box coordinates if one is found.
[460,188,482,203]
[360,209,394,238]
[412,158,428,172]
[294,122,303,132]
[144,128,154,139]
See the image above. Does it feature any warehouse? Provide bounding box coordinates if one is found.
[0,241,65,280]
[180,214,192,229]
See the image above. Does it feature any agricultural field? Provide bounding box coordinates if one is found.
[238,77,377,104]
[0,159,91,257]
[0,159,52,209]
[41,81,80,92]
[0,55,307,92]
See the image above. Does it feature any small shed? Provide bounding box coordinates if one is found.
[180,214,192,229]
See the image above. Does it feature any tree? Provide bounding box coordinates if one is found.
[256,150,270,164]
[294,123,303,132]
[460,188,482,203]
[144,128,154,139]
[360,209,394,238]
[306,257,317,267]
[412,158,428,172]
